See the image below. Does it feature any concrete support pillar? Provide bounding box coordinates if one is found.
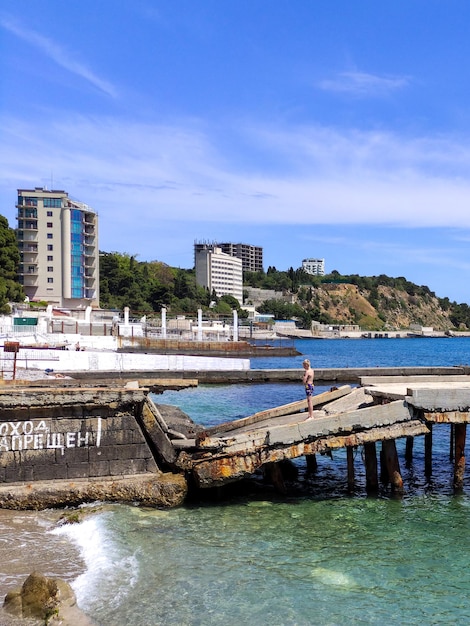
[405,436,414,468]
[382,439,404,493]
[364,442,378,493]
[264,462,287,494]
[450,423,455,462]
[85,306,92,323]
[124,307,129,326]
[232,309,238,342]
[347,446,355,491]
[454,423,466,491]
[197,309,203,342]
[424,424,433,479]
[161,307,167,339]
[305,454,318,473]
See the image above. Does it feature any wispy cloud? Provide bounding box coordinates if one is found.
[2,114,470,232]
[0,17,117,98]
[318,71,409,96]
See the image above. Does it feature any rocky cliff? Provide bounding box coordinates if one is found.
[307,283,453,331]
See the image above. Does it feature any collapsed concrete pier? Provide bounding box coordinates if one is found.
[2,373,470,509]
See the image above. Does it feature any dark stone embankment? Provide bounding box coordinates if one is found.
[0,385,188,509]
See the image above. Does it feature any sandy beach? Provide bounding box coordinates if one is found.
[0,508,93,625]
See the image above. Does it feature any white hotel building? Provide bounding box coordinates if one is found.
[195,244,243,304]
[16,187,99,308]
[302,258,325,276]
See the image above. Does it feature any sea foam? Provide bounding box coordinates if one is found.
[50,512,140,611]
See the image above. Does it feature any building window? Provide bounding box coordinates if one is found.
[47,222,53,228]
[47,211,53,217]
[47,278,53,283]
[47,266,53,272]
[47,244,53,251]
[47,233,53,239]
[43,198,62,208]
[47,255,53,261]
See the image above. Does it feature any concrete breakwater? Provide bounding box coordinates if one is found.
[0,384,189,509]
[62,365,470,385]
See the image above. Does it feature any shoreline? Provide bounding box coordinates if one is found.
[0,508,91,625]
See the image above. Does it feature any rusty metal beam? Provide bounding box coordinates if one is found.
[187,420,428,488]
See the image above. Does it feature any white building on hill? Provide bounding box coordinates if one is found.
[195,244,243,304]
[302,258,325,276]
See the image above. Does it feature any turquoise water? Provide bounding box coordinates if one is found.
[55,494,470,625]
[5,337,470,625]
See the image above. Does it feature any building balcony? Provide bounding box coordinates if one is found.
[18,243,39,253]
[17,233,39,243]
[21,277,39,287]
[21,254,38,265]
[19,265,38,275]
[17,209,38,219]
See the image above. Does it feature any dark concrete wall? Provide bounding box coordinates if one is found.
[0,391,158,483]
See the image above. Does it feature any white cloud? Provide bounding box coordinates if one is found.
[2,114,470,232]
[0,17,117,98]
[318,71,409,96]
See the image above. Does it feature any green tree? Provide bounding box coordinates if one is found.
[0,215,24,312]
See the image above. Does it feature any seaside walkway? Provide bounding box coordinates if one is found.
[161,375,470,493]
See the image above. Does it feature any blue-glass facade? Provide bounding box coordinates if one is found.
[70,209,84,298]
[43,198,62,208]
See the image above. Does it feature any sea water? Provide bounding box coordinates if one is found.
[2,337,470,625]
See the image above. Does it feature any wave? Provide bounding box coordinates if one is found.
[50,509,140,612]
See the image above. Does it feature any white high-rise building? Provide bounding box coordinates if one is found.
[302,258,325,276]
[16,187,99,307]
[195,244,243,304]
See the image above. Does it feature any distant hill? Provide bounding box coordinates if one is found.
[297,282,453,331]
[245,271,467,331]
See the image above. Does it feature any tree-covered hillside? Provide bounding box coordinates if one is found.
[97,254,470,331]
[99,252,245,316]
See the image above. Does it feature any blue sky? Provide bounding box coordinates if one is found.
[1,1,470,303]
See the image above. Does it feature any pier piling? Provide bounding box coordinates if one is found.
[424,424,433,478]
[453,424,466,490]
[382,440,404,493]
[364,442,378,493]
[346,446,355,491]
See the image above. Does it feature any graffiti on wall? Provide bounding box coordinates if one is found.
[0,417,102,455]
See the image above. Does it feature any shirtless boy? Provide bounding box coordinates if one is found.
[302,359,314,419]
